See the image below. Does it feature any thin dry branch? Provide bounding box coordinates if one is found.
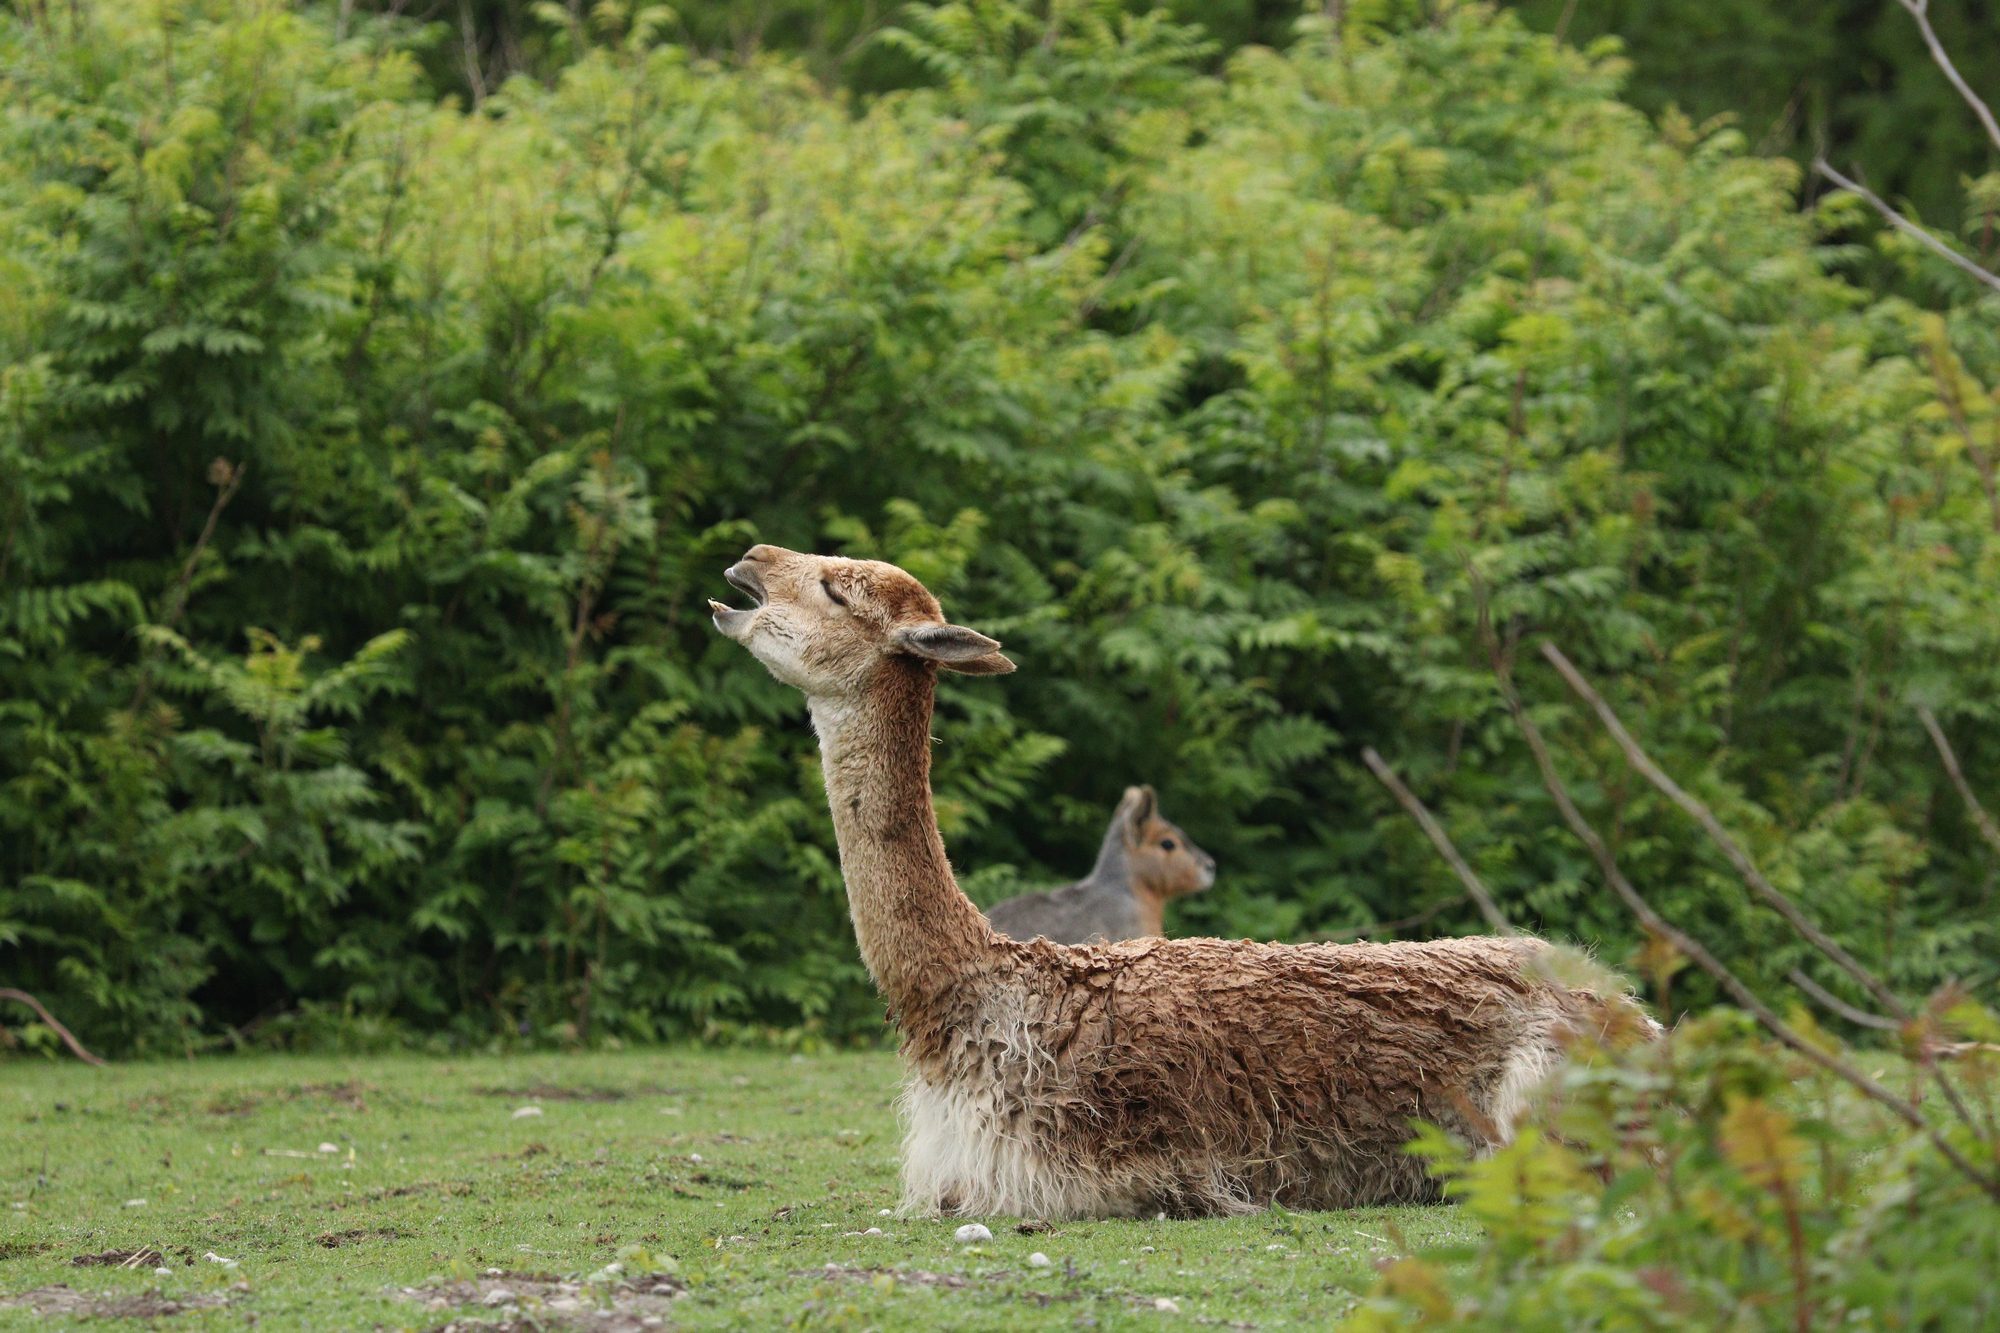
[0,988,106,1066]
[1895,0,2000,155]
[1537,642,1984,1137]
[1361,747,1514,935]
[130,459,246,713]
[1492,663,2000,1200]
[1813,159,2000,296]
[1918,705,2000,858]
[1788,968,1900,1031]
[1539,642,1912,1021]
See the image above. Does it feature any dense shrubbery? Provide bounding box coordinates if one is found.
[1351,1012,2000,1328]
[2,0,1997,1057]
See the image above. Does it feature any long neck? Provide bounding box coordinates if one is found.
[809,662,997,1019]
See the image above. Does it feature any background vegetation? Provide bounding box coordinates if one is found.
[2,0,1998,1063]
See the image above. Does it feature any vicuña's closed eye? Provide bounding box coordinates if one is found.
[821,578,849,607]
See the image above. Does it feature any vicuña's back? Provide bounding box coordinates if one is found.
[985,786,1214,943]
[711,545,1658,1219]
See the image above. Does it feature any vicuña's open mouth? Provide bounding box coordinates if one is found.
[723,563,766,606]
[709,561,767,637]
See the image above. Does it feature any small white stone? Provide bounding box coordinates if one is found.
[1027,1252,1052,1268]
[202,1252,238,1267]
[861,1227,884,1236]
[154,1267,173,1277]
[512,1105,543,1119]
[689,1152,703,1163]
[485,1267,503,1276]
[876,1207,894,1217]
[483,1288,514,1306]
[953,1223,992,1244]
[123,1198,146,1208]
[1153,1296,1181,1313]
[317,1143,339,1154]
[1138,1245,1156,1253]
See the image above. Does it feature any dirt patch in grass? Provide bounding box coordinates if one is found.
[475,1083,669,1103]
[798,1263,982,1291]
[202,1079,374,1116]
[0,1284,231,1319]
[0,1240,53,1262]
[395,1270,686,1332]
[70,1247,165,1269]
[316,1227,413,1248]
[325,1178,475,1210]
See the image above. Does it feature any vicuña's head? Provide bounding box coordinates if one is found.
[1114,785,1217,898]
[710,544,1014,696]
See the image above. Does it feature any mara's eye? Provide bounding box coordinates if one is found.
[1159,838,1177,852]
[821,578,849,607]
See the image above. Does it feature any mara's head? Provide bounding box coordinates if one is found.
[1114,785,1216,899]
[710,544,1014,696]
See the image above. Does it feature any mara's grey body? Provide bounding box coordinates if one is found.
[986,787,1214,943]
[987,878,1146,943]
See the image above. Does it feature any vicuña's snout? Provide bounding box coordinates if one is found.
[708,548,776,638]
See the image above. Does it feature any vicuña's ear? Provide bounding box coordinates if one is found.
[941,651,1015,676]
[893,622,1002,664]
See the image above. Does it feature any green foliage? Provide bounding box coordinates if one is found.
[1349,1009,2000,1329]
[1,0,1997,1056]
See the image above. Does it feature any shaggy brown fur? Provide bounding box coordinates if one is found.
[711,545,1654,1218]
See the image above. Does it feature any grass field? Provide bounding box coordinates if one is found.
[1,1049,1473,1330]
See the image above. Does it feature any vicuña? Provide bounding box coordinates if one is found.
[710,544,1653,1218]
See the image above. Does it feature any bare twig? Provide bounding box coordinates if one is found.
[1788,969,1900,1031]
[1813,159,2000,296]
[1919,705,2000,858]
[1361,747,1514,935]
[1538,642,1912,1021]
[1539,641,1984,1135]
[0,989,107,1066]
[130,459,245,714]
[1492,667,2000,1200]
[457,0,487,107]
[1894,0,2000,155]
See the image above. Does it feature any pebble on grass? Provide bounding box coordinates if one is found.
[952,1223,992,1244]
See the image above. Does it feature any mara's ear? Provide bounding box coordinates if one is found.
[1119,784,1157,838]
[893,621,1002,664]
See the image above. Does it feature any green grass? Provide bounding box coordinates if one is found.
[0,1049,1474,1330]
